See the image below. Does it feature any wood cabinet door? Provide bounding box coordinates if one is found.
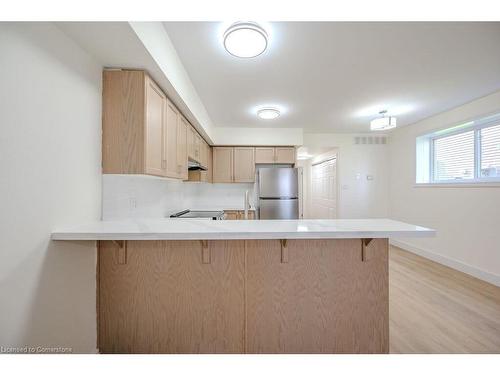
[207,146,213,183]
[144,76,167,176]
[245,239,389,353]
[233,147,255,182]
[194,133,202,162]
[275,147,296,164]
[164,100,180,178]
[177,115,188,179]
[187,125,196,160]
[199,141,208,168]
[224,211,239,220]
[99,240,246,353]
[213,147,233,183]
[255,147,275,163]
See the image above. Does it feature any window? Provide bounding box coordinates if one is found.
[480,124,500,178]
[433,130,474,181]
[416,113,500,184]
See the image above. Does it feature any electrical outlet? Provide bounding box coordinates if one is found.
[129,197,137,211]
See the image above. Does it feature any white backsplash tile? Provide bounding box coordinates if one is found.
[102,175,254,220]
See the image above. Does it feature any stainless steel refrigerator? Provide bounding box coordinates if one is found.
[257,167,299,219]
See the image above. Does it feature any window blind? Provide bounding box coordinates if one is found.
[433,130,474,181]
[480,124,500,178]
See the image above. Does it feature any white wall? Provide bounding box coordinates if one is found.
[0,23,102,353]
[302,134,389,219]
[102,175,254,220]
[213,127,303,146]
[389,90,500,286]
[129,22,216,142]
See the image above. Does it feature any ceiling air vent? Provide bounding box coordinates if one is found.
[354,135,388,145]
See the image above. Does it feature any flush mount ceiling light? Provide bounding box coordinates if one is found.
[223,22,268,58]
[257,107,280,120]
[370,110,397,131]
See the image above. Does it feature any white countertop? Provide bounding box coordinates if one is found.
[51,218,435,241]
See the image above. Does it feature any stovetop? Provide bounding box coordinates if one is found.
[170,209,225,219]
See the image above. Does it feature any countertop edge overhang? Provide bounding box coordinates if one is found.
[51,219,436,241]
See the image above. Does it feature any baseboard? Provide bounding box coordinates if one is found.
[389,239,500,287]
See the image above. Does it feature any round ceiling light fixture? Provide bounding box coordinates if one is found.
[257,107,280,120]
[223,22,268,58]
[370,110,397,131]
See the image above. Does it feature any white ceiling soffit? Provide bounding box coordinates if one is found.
[56,22,215,142]
[163,22,500,133]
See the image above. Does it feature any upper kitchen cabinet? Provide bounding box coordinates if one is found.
[212,147,233,183]
[233,147,255,182]
[103,70,162,175]
[213,147,255,183]
[102,70,188,179]
[255,147,275,164]
[187,125,201,162]
[176,114,189,180]
[200,139,209,169]
[255,147,296,164]
[144,75,167,176]
[275,147,296,164]
[165,99,180,178]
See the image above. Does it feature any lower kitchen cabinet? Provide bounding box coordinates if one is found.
[245,239,388,353]
[98,238,388,354]
[224,210,255,220]
[99,240,245,353]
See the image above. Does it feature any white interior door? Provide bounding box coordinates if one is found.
[311,158,337,219]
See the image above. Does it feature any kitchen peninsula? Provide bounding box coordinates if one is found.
[52,219,434,354]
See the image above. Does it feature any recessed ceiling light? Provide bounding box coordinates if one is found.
[223,22,268,58]
[370,110,397,131]
[257,108,280,120]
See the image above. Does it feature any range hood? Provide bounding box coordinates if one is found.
[188,160,207,171]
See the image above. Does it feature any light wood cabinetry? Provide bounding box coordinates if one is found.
[194,133,202,162]
[98,238,388,353]
[99,240,245,353]
[212,147,255,183]
[187,125,203,163]
[255,147,275,164]
[102,70,159,175]
[224,210,255,220]
[233,147,255,182]
[102,70,190,179]
[212,147,234,183]
[144,76,167,176]
[177,115,188,180]
[200,139,209,168]
[187,125,196,161]
[245,239,388,353]
[164,100,179,178]
[275,147,296,164]
[207,146,213,182]
[255,147,296,164]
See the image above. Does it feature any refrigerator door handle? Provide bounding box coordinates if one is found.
[260,196,298,200]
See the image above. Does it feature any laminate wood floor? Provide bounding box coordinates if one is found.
[389,246,500,353]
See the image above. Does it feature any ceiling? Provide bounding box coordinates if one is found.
[163,22,500,133]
